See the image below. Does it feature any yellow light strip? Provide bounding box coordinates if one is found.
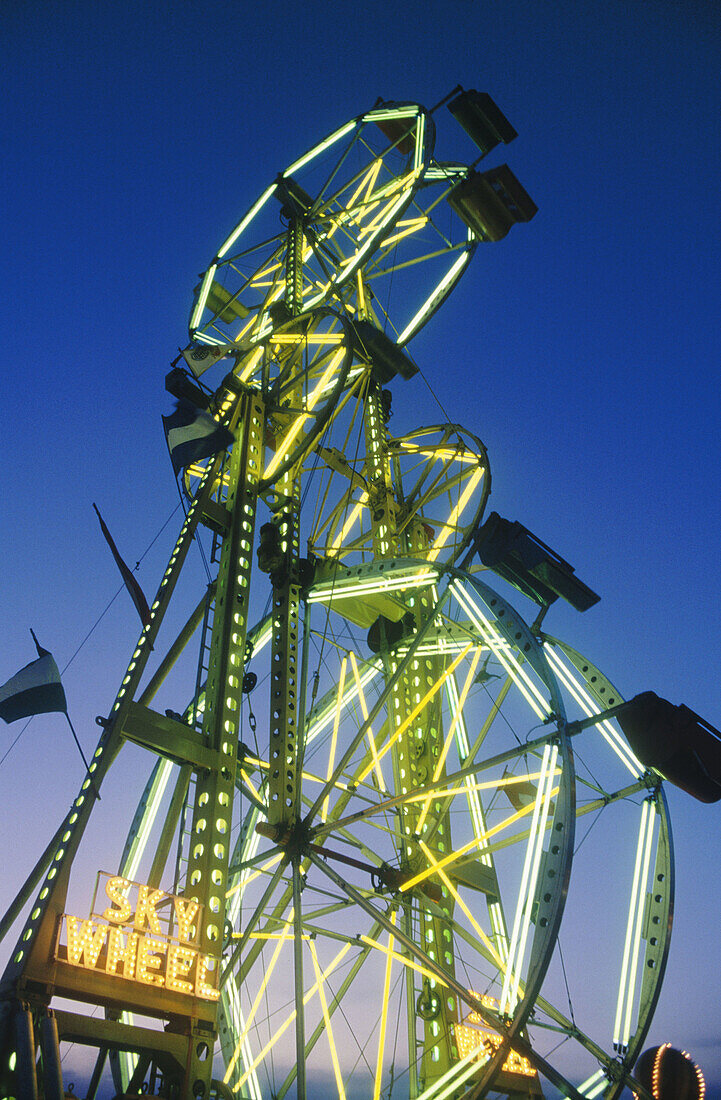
[356,644,472,785]
[415,1045,483,1100]
[418,841,503,969]
[323,159,382,245]
[224,910,294,1082]
[397,443,479,464]
[427,468,484,562]
[263,349,345,479]
[271,333,345,345]
[402,771,556,803]
[380,215,429,249]
[225,853,284,899]
[236,931,311,941]
[241,754,349,793]
[415,649,481,834]
[452,582,550,719]
[400,791,556,895]
[308,940,347,1100]
[232,941,353,1092]
[238,345,264,383]
[322,658,347,823]
[284,119,357,177]
[308,566,435,602]
[354,175,413,243]
[328,494,368,554]
[349,651,385,790]
[372,913,396,1100]
[239,768,262,803]
[356,270,367,316]
[359,935,445,986]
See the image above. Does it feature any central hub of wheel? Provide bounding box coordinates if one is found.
[255,817,311,859]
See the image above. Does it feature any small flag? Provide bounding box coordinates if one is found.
[162,400,235,476]
[181,343,235,378]
[93,504,151,628]
[0,631,67,724]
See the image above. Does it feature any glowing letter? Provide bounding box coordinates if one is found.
[167,944,196,995]
[134,885,166,934]
[195,954,220,1001]
[102,876,132,924]
[173,897,199,944]
[105,927,138,978]
[136,936,167,987]
[66,916,109,968]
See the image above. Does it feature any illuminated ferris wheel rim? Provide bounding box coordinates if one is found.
[188,101,438,345]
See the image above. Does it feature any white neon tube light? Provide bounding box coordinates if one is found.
[500,742,558,1014]
[284,120,356,177]
[217,183,278,259]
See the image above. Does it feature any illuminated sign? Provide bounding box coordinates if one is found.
[58,872,219,1001]
[455,993,535,1078]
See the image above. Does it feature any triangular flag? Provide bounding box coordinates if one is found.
[0,631,67,723]
[162,400,234,476]
[93,503,151,627]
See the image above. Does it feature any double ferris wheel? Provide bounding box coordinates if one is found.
[0,91,674,1100]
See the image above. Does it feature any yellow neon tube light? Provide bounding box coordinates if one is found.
[356,270,367,315]
[308,566,436,602]
[443,670,489,854]
[306,662,379,744]
[380,215,429,250]
[400,793,549,895]
[359,936,445,986]
[418,841,503,969]
[224,910,294,1082]
[427,467,484,562]
[232,941,353,1092]
[354,175,413,242]
[415,649,481,834]
[322,658,347,823]
[577,1069,608,1098]
[366,106,419,122]
[226,853,283,898]
[349,651,385,790]
[271,333,344,345]
[356,643,473,785]
[323,159,382,245]
[397,443,479,463]
[327,496,367,554]
[308,940,347,1100]
[373,913,396,1100]
[263,349,345,479]
[415,1046,483,1100]
[402,770,556,804]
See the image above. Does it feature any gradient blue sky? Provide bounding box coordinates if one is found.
[3,0,721,1093]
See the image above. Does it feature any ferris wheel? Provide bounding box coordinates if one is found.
[0,91,686,1100]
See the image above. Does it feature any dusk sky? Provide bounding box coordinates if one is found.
[3,1,721,1095]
